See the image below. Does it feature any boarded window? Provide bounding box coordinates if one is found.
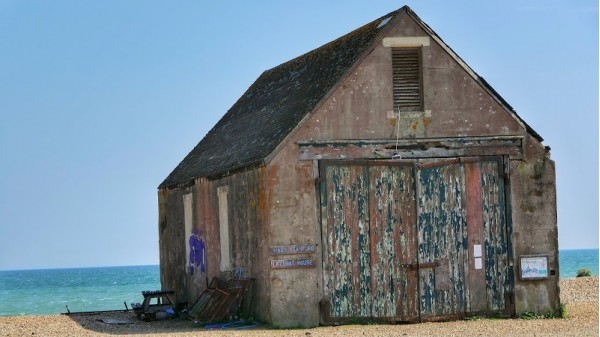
[217,186,231,272]
[392,48,422,111]
[183,193,194,274]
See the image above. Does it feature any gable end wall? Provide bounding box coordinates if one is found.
[264,12,557,327]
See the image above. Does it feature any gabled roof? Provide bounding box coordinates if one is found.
[159,6,542,189]
[159,8,400,188]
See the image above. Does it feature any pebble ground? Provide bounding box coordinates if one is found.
[1,277,597,337]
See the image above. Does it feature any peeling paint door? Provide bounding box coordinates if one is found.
[465,159,510,313]
[322,163,371,318]
[416,160,467,320]
[321,162,418,321]
[415,158,510,319]
[369,163,419,320]
[479,160,510,312]
[320,158,509,322]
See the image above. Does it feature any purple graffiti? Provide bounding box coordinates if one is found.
[188,228,206,275]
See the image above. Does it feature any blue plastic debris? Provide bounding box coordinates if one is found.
[203,320,258,330]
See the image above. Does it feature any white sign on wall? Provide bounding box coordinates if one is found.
[520,255,549,280]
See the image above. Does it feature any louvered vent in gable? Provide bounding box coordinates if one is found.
[392,48,422,111]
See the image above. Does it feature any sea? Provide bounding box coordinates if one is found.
[0,249,598,316]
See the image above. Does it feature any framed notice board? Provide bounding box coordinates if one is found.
[520,255,549,280]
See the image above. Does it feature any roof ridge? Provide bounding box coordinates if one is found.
[159,7,406,189]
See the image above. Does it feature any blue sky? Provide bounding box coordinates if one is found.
[0,1,597,270]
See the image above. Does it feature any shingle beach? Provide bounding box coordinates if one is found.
[1,277,597,337]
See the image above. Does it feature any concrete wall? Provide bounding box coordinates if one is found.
[160,10,557,328]
[265,150,320,327]
[295,13,523,143]
[264,12,557,326]
[510,136,559,315]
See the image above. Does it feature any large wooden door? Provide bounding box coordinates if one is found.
[416,160,468,320]
[321,162,418,321]
[464,159,511,313]
[368,163,419,320]
[320,158,510,322]
[322,163,371,318]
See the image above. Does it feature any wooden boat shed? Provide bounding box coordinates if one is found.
[157,6,559,327]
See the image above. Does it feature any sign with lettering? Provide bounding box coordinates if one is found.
[520,255,549,280]
[270,244,316,255]
[271,258,315,269]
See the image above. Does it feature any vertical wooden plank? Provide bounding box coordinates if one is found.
[465,162,487,312]
[161,189,188,304]
[325,164,345,317]
[355,165,371,317]
[481,161,508,311]
[322,162,372,318]
[205,180,220,283]
[444,164,467,317]
[368,164,418,320]
[397,166,419,321]
[325,164,360,317]
[369,165,397,318]
[183,193,194,274]
[417,165,438,318]
[417,162,467,319]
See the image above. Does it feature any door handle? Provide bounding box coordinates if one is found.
[400,263,418,269]
[420,261,441,269]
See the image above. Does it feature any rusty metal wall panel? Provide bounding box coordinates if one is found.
[324,163,371,318]
[368,164,418,320]
[480,161,509,311]
[417,162,467,319]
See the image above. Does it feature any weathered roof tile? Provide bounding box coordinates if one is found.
[159,8,399,188]
[159,5,542,189]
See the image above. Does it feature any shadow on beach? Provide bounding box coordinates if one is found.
[64,310,255,335]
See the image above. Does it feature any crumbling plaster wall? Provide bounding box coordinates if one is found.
[510,136,559,315]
